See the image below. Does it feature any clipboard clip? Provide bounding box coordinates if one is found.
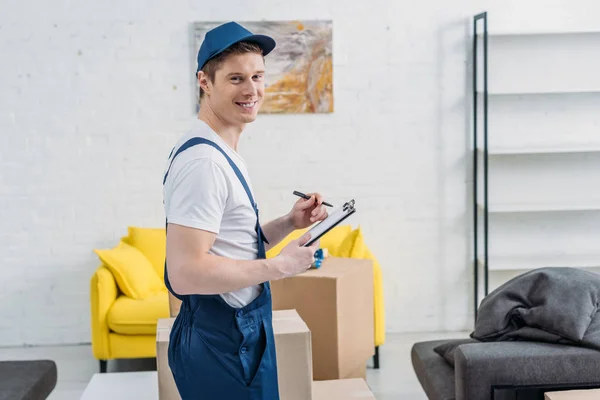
[343,199,355,212]
[302,198,357,248]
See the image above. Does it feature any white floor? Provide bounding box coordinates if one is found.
[0,331,469,399]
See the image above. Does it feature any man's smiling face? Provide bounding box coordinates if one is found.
[202,52,266,126]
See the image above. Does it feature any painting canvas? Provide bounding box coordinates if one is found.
[192,20,333,114]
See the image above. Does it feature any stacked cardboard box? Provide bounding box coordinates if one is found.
[271,257,375,380]
[156,318,178,400]
[157,308,376,399]
[272,309,313,400]
[156,309,313,400]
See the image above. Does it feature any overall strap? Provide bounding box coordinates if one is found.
[163,137,257,212]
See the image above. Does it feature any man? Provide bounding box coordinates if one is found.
[162,22,329,399]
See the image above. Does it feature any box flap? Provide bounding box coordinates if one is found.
[273,309,310,335]
[299,257,373,279]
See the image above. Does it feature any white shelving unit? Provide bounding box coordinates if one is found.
[479,88,600,96]
[473,16,600,306]
[479,28,600,37]
[477,144,600,155]
[478,254,600,272]
[478,202,600,213]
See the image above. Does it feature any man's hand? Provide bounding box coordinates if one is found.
[274,232,320,278]
[287,192,328,230]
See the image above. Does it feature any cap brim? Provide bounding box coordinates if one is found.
[198,34,277,72]
[241,34,276,57]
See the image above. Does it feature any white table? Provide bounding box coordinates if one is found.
[81,371,158,400]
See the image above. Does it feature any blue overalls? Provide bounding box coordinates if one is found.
[163,138,280,400]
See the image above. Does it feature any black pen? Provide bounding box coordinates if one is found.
[293,191,333,207]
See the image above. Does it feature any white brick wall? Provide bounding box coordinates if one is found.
[1,0,597,346]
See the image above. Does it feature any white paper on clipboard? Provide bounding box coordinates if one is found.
[303,199,356,247]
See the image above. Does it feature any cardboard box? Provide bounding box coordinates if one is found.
[545,389,600,400]
[312,378,376,400]
[272,309,313,400]
[156,318,179,400]
[342,362,366,380]
[156,309,312,400]
[271,257,375,381]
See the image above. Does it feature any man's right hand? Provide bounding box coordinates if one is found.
[274,233,320,279]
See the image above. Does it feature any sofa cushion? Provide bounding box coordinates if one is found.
[107,290,170,335]
[434,338,479,367]
[122,226,166,282]
[337,226,362,258]
[319,225,352,256]
[265,225,352,259]
[94,241,164,299]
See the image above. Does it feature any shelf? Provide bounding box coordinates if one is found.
[477,88,600,96]
[478,254,600,271]
[478,203,600,213]
[478,29,600,37]
[476,145,600,155]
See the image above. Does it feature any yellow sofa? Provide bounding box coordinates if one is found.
[90,227,170,372]
[90,225,385,372]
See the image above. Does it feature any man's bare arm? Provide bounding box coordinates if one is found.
[261,214,295,252]
[166,223,318,295]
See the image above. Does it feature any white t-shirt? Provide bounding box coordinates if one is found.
[163,118,262,308]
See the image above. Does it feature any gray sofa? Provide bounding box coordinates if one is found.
[412,339,600,400]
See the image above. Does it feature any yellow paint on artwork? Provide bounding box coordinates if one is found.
[264,73,310,113]
[246,21,333,114]
[263,39,333,113]
[312,57,333,112]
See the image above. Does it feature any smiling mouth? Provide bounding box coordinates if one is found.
[235,101,257,109]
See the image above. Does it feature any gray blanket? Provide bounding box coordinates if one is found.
[471,267,600,349]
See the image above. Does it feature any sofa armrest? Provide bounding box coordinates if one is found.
[454,341,600,400]
[90,265,118,360]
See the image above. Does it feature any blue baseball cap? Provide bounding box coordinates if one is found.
[196,22,276,75]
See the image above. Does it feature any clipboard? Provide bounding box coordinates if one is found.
[303,199,356,247]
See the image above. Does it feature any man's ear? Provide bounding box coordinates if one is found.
[198,71,210,95]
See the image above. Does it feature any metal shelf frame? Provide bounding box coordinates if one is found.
[473,11,489,321]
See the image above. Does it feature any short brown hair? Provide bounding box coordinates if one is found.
[198,41,264,102]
